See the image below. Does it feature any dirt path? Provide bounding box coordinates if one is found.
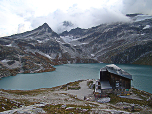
[55,80,93,100]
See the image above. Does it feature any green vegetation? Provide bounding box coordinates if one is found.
[109,94,144,112]
[60,80,83,90]
[22,52,57,73]
[87,80,94,88]
[108,88,152,112]
[1,89,46,96]
[0,97,22,112]
[132,88,152,107]
[0,67,20,77]
[109,93,147,106]
[1,80,152,113]
[43,104,92,114]
[67,86,81,90]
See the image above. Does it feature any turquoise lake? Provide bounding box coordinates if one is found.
[0,63,152,93]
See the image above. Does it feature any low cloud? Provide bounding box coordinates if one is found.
[1,0,152,37]
[17,22,32,33]
[122,0,152,15]
[30,7,130,33]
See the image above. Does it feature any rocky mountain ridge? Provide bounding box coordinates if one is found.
[59,19,152,65]
[0,14,152,78]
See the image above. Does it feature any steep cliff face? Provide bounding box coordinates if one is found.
[0,14,152,77]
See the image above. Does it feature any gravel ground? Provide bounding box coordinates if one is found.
[0,80,109,113]
[0,104,46,114]
[1,80,152,114]
[55,80,93,100]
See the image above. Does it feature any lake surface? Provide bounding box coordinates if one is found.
[0,63,152,93]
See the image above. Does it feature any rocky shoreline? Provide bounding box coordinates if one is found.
[0,79,152,113]
[0,57,98,79]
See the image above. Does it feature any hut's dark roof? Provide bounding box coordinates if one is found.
[100,64,132,80]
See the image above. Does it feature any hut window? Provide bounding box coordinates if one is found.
[98,82,101,85]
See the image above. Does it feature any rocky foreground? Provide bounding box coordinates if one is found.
[0,80,152,114]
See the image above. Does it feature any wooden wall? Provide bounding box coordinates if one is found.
[109,73,131,89]
[100,70,131,89]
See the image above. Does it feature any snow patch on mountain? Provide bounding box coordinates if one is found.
[133,14,152,22]
[143,25,150,29]
[37,40,43,43]
[6,44,12,47]
[60,36,74,43]
[1,59,10,63]
[91,54,95,57]
[1,59,20,69]
[45,54,52,59]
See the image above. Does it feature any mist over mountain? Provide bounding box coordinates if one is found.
[29,7,131,35]
[0,14,152,78]
[56,21,75,34]
[1,0,152,37]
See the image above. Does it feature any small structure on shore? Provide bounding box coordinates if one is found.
[95,64,132,98]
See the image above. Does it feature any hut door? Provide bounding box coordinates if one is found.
[100,71,108,81]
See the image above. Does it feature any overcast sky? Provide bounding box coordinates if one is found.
[0,0,152,37]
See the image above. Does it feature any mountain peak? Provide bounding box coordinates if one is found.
[39,23,52,31]
[38,23,59,37]
[36,23,54,34]
[42,23,50,28]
